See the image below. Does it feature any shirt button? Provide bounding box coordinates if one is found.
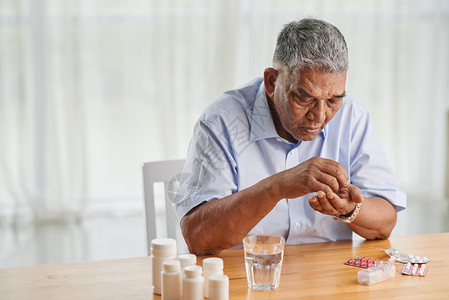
[295,221,301,228]
[276,138,282,142]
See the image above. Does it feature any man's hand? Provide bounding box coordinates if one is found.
[308,184,363,216]
[278,157,349,199]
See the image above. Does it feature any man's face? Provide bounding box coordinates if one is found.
[272,69,347,142]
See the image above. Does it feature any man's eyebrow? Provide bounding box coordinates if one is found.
[295,89,346,98]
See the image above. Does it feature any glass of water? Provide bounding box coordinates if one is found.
[243,235,285,291]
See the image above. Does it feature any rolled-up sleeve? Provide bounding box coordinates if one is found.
[173,117,238,220]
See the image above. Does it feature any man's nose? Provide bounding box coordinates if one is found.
[307,101,326,123]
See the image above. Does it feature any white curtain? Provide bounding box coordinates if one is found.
[1,0,448,223]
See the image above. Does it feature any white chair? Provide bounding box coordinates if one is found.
[142,159,187,254]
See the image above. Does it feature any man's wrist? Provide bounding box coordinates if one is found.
[333,203,363,223]
[263,176,283,200]
[342,203,358,217]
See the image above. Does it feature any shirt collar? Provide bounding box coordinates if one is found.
[250,80,328,142]
[250,82,279,141]
[322,124,328,138]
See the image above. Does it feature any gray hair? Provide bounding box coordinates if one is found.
[273,18,348,75]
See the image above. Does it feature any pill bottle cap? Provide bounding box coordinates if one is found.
[209,274,229,289]
[203,257,223,271]
[178,253,197,267]
[151,238,177,257]
[184,265,203,278]
[163,260,181,272]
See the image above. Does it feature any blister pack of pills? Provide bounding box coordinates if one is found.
[385,248,430,264]
[344,257,384,269]
[401,262,429,277]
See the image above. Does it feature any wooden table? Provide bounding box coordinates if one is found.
[1,233,448,299]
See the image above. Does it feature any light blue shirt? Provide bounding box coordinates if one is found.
[174,78,406,245]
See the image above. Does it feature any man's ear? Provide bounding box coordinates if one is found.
[263,68,278,98]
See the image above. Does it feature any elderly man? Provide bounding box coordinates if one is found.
[173,18,406,255]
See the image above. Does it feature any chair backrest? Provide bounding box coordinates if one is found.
[142,159,187,254]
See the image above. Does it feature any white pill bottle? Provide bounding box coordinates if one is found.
[151,238,177,295]
[178,253,197,271]
[183,265,204,300]
[202,257,224,298]
[161,260,182,300]
[208,274,229,300]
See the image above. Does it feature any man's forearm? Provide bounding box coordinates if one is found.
[181,176,282,255]
[348,196,397,240]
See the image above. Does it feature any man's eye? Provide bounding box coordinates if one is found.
[295,95,313,104]
[328,98,341,105]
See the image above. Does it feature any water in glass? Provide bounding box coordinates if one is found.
[245,251,283,290]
